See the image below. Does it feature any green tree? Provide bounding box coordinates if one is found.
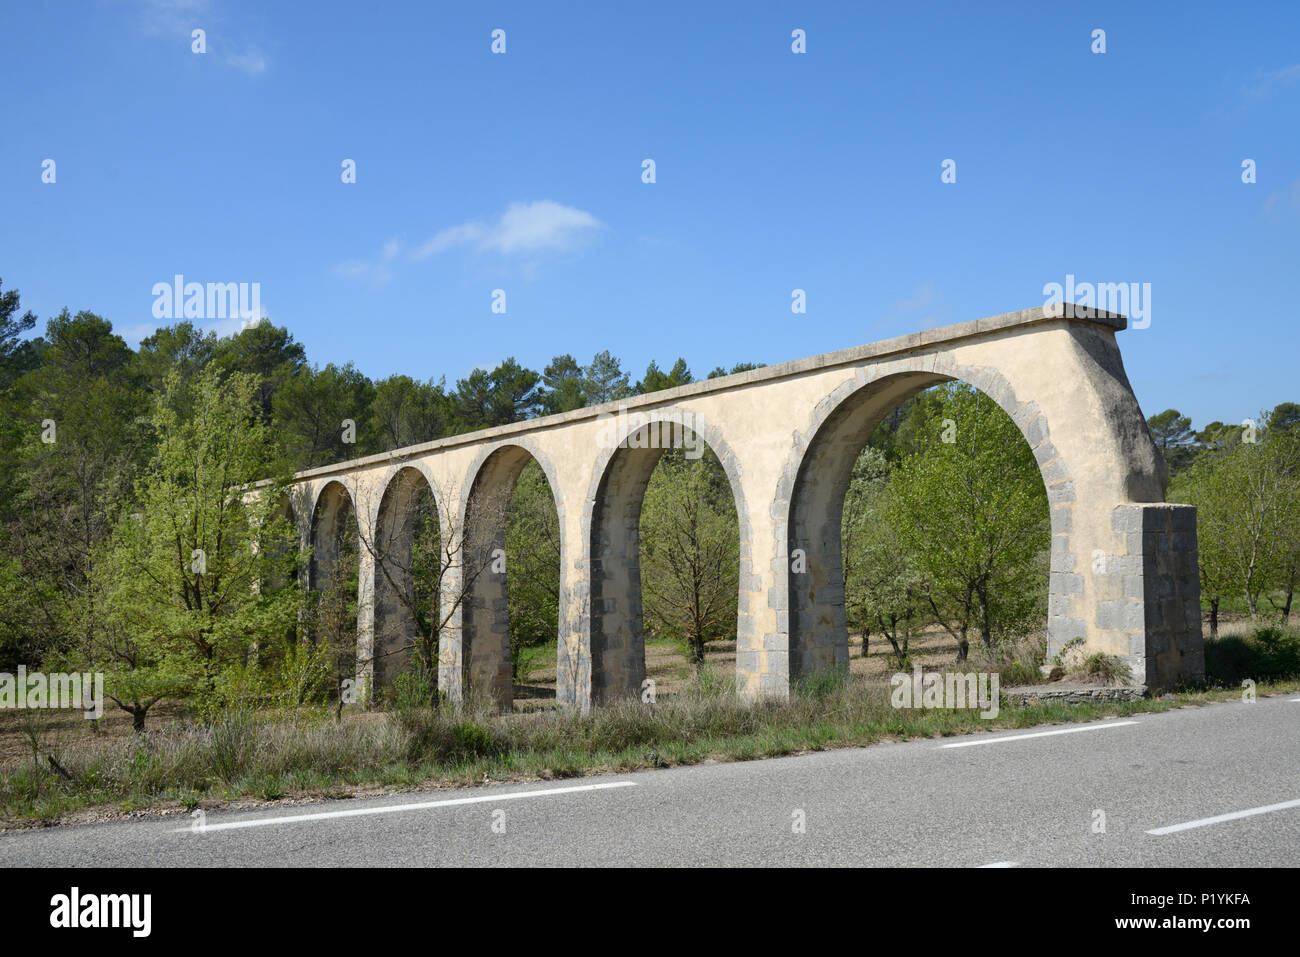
[136,321,217,410]
[707,361,765,379]
[842,446,926,666]
[211,321,306,423]
[1173,425,1300,622]
[368,374,451,451]
[0,278,39,391]
[886,384,1049,659]
[91,367,300,728]
[1147,408,1196,475]
[636,358,692,395]
[639,450,738,666]
[2,311,146,667]
[453,358,540,430]
[583,350,633,405]
[539,354,587,415]
[505,461,561,680]
[272,362,375,468]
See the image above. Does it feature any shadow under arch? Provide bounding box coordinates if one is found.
[458,440,564,709]
[369,464,443,692]
[779,362,1071,684]
[309,479,359,595]
[261,492,301,592]
[584,411,752,706]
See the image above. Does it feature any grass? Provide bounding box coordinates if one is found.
[4,670,1298,827]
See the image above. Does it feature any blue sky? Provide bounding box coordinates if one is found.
[2,0,1297,430]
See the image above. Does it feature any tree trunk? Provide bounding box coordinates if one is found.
[689,634,705,666]
[1209,598,1219,637]
[132,708,146,733]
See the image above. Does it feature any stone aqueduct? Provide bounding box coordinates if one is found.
[272,306,1206,712]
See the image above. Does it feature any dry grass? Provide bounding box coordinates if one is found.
[6,620,1292,828]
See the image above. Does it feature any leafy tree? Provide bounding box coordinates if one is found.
[639,449,738,666]
[90,367,300,728]
[707,361,765,379]
[368,374,451,451]
[0,277,39,390]
[505,461,561,680]
[1174,426,1300,621]
[1147,408,1196,475]
[137,322,216,389]
[272,362,375,468]
[539,354,587,415]
[886,384,1049,659]
[583,350,633,405]
[842,447,926,665]
[636,358,692,395]
[2,311,146,666]
[0,280,42,529]
[211,321,306,423]
[453,358,540,429]
[1194,420,1243,456]
[1266,402,1300,436]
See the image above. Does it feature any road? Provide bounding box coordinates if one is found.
[3,695,1298,867]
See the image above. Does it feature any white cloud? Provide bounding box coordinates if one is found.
[222,46,268,76]
[1264,176,1300,216]
[138,0,209,35]
[412,200,602,259]
[333,237,402,285]
[336,202,602,285]
[136,0,270,75]
[1245,64,1300,98]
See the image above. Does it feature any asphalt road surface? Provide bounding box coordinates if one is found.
[3,695,1298,867]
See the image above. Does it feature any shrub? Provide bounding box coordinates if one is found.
[1080,652,1131,686]
[1205,625,1300,685]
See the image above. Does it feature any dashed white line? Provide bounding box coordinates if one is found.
[939,720,1140,749]
[978,860,1019,868]
[178,780,637,833]
[1146,797,1300,836]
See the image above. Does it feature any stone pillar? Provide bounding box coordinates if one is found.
[736,499,790,700]
[437,555,465,706]
[1093,503,1205,689]
[461,540,512,709]
[586,449,656,706]
[355,543,376,700]
[557,526,592,712]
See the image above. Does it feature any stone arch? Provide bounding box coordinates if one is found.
[776,356,1073,683]
[370,464,443,690]
[457,439,564,709]
[582,410,753,705]
[309,479,359,595]
[262,493,301,592]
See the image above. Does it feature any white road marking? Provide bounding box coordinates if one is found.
[978,861,1018,868]
[939,720,1139,749]
[1146,798,1300,836]
[1290,698,1300,703]
[178,780,637,834]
